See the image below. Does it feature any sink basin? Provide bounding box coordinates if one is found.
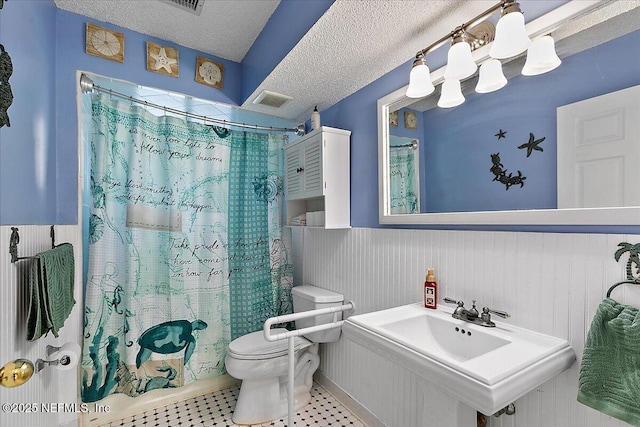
[343,303,575,415]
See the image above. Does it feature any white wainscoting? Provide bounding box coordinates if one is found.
[304,228,639,427]
[0,225,82,427]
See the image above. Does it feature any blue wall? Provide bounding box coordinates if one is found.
[422,31,640,214]
[0,1,242,224]
[319,5,640,233]
[0,1,58,224]
[1,0,637,233]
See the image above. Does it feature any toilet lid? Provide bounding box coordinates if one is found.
[228,329,310,360]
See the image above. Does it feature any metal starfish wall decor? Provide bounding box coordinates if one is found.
[0,44,14,128]
[518,132,545,157]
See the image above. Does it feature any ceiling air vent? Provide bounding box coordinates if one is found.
[252,90,293,108]
[161,0,204,15]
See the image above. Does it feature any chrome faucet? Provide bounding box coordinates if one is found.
[443,297,510,327]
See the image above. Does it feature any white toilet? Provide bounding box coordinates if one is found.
[225,285,345,425]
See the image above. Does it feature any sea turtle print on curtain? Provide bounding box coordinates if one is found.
[82,93,292,402]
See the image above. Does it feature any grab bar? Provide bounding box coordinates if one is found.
[263,302,355,341]
[263,301,355,427]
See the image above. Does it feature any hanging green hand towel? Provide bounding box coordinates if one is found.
[578,298,640,427]
[26,243,75,341]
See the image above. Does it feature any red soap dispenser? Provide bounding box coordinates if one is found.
[424,268,437,309]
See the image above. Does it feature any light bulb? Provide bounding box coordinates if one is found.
[406,57,435,98]
[490,7,530,59]
[476,59,507,93]
[438,79,465,108]
[444,41,477,80]
[522,35,561,76]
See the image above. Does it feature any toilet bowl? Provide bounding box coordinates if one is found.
[225,285,345,425]
[225,328,320,425]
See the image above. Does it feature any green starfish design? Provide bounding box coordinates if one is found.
[495,129,507,140]
[518,132,545,157]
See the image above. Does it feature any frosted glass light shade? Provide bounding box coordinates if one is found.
[476,59,507,93]
[406,63,435,98]
[490,12,530,59]
[522,35,561,76]
[444,41,477,80]
[438,79,465,108]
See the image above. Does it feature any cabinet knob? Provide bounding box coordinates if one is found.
[296,167,304,173]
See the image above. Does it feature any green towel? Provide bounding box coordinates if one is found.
[26,243,75,341]
[577,298,640,426]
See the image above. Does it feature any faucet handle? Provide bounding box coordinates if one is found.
[443,297,463,306]
[483,306,510,318]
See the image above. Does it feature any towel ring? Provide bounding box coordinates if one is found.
[606,279,640,298]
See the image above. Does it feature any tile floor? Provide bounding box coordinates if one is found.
[102,382,366,427]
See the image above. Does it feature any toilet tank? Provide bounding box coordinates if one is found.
[291,285,344,343]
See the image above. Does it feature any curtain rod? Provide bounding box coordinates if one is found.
[79,74,305,136]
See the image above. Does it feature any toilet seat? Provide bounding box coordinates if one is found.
[227,329,311,360]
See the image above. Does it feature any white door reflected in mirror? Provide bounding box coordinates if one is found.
[557,85,640,209]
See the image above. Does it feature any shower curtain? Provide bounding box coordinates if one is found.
[81,93,292,402]
[389,138,419,214]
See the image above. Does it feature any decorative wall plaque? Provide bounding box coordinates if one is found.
[195,56,224,89]
[86,23,124,63]
[404,111,417,129]
[146,42,179,77]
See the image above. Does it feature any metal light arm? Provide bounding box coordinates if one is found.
[414,0,510,58]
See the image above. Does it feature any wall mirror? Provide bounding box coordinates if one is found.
[378,1,640,225]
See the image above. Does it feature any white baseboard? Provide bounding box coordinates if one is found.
[80,374,239,427]
[314,371,385,427]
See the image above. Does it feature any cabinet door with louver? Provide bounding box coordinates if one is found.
[285,145,303,200]
[301,134,323,198]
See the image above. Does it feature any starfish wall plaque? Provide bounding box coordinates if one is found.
[146,42,179,77]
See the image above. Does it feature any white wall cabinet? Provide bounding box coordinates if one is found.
[285,126,351,229]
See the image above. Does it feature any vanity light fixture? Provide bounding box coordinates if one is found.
[406,0,561,107]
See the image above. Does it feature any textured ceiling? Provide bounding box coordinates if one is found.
[54,0,280,62]
[55,0,630,123]
[242,0,499,121]
[55,0,500,122]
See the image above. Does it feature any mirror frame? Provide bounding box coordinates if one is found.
[378,0,640,226]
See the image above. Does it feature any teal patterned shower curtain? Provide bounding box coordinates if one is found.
[389,137,419,214]
[82,94,292,402]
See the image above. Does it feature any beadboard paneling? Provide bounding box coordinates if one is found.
[304,228,639,427]
[0,225,82,427]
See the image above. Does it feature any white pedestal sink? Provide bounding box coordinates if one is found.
[343,303,576,415]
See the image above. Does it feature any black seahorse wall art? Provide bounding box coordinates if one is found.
[0,44,14,128]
